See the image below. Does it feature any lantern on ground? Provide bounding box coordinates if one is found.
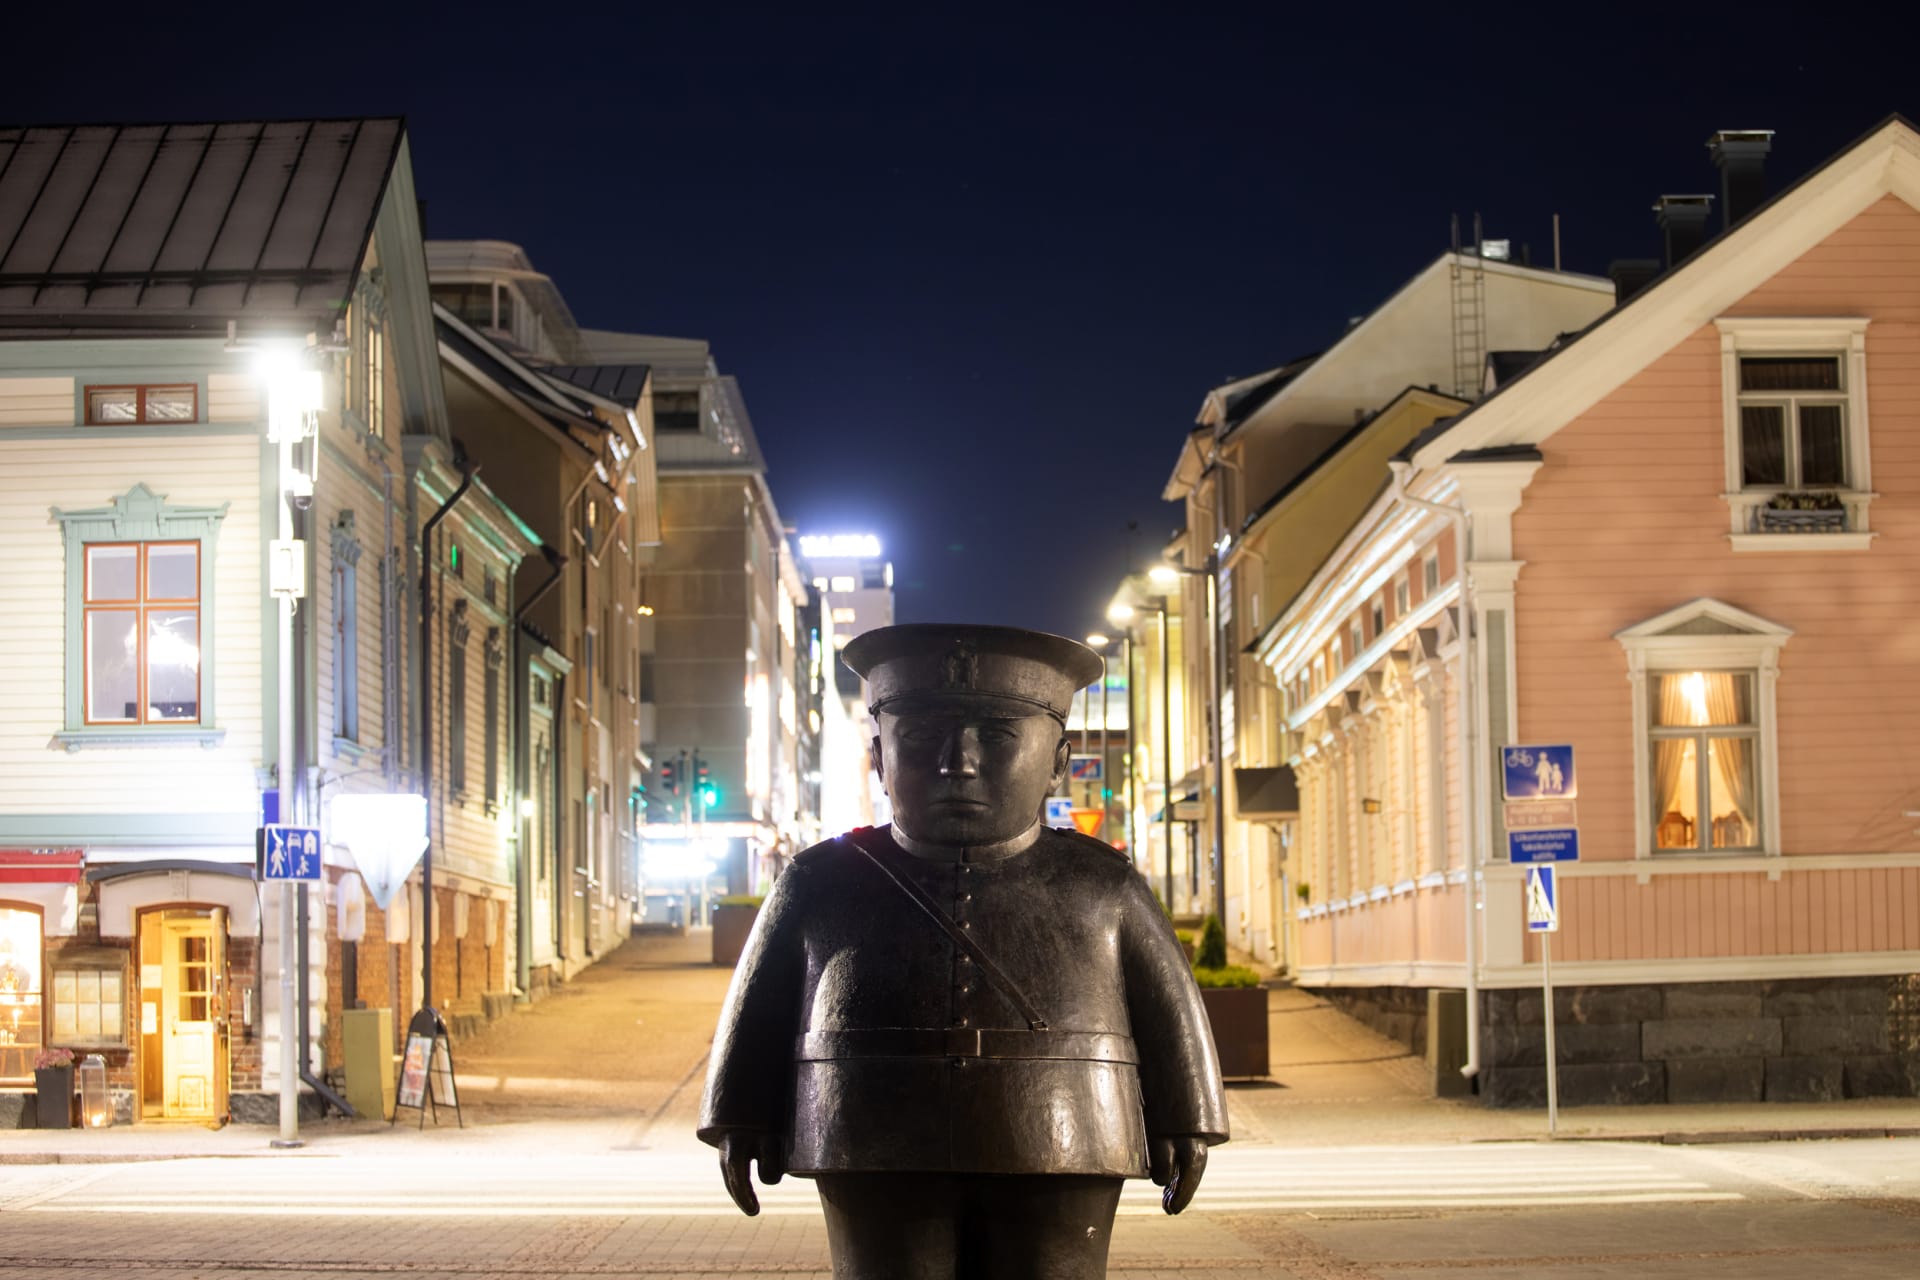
[79,1054,111,1128]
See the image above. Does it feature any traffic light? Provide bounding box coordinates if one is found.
[659,757,680,795]
[695,753,718,810]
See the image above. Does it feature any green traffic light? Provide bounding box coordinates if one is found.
[701,784,720,808]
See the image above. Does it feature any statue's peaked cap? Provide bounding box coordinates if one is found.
[842,623,1103,721]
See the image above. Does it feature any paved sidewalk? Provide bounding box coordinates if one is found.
[2,927,1915,1164]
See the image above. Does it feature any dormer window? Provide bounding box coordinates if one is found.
[85,384,196,425]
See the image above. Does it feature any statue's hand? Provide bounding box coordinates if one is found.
[718,1132,763,1216]
[1148,1135,1209,1215]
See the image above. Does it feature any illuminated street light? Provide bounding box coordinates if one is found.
[1085,632,1109,648]
[1106,602,1135,624]
[1148,564,1181,587]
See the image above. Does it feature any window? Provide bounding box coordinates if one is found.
[830,576,856,593]
[1394,575,1410,616]
[1716,316,1873,548]
[654,389,701,432]
[1423,552,1440,596]
[1348,621,1364,663]
[53,485,225,747]
[1370,600,1385,638]
[1737,357,1846,489]
[84,384,196,425]
[50,952,127,1048]
[83,542,200,724]
[832,607,857,624]
[0,907,44,1085]
[449,603,469,795]
[484,630,503,807]
[432,283,496,330]
[1617,597,1790,858]
[332,518,361,743]
[1649,671,1760,852]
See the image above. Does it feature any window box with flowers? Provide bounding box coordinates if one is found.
[33,1047,74,1130]
[1754,491,1847,534]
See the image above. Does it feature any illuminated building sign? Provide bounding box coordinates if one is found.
[798,534,882,560]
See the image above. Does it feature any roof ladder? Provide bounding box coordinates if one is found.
[1450,213,1488,399]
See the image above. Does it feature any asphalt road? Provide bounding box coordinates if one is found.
[1,1135,1917,1277]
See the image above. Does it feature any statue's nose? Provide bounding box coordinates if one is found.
[937,727,980,777]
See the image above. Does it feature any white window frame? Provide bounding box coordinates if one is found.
[1394,573,1410,617]
[1715,316,1873,551]
[1615,598,1791,859]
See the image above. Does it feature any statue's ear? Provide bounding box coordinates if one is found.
[869,735,885,781]
[1050,734,1070,788]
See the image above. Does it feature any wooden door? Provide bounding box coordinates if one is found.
[160,916,216,1119]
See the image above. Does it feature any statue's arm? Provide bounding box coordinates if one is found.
[1120,875,1230,1128]
[697,865,808,1213]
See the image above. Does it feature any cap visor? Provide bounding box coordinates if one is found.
[873,692,1060,721]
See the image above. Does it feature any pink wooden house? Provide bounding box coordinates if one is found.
[1265,119,1920,1105]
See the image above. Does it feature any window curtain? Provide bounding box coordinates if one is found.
[1703,672,1756,847]
[1740,406,1787,487]
[1652,676,1693,847]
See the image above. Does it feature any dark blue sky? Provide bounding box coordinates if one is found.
[11,4,1917,635]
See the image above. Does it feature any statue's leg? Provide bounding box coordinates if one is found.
[815,1172,960,1280]
[956,1174,1124,1280]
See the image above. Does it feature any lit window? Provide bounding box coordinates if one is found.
[1423,552,1440,595]
[1348,621,1363,662]
[0,907,44,1085]
[830,576,856,593]
[832,607,857,624]
[1618,597,1789,859]
[1394,575,1410,615]
[50,956,126,1049]
[1649,671,1760,852]
[84,384,197,425]
[83,542,200,724]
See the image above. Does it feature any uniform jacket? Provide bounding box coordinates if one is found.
[697,824,1229,1177]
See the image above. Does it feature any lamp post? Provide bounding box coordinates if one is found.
[1086,634,1113,844]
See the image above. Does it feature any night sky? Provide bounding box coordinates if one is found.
[9,6,1917,637]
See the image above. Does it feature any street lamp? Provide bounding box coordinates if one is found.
[1085,634,1114,845]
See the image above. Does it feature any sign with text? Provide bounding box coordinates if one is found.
[1502,744,1576,801]
[1504,798,1577,830]
[1069,755,1104,782]
[258,825,322,882]
[1508,827,1580,864]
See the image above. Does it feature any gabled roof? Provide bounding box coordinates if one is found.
[1412,115,1920,469]
[0,119,403,332]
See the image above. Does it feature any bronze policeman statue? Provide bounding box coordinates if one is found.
[699,623,1228,1278]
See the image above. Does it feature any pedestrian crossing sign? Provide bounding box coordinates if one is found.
[1526,865,1559,933]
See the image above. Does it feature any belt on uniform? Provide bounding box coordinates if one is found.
[796,1028,1138,1064]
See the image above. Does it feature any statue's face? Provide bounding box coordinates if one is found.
[874,711,1068,846]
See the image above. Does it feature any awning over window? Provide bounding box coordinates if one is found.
[0,851,84,935]
[1234,766,1300,821]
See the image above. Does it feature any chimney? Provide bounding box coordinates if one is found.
[1654,194,1714,267]
[1608,259,1662,305]
[1708,129,1773,229]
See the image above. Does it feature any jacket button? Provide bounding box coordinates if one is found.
[956,954,973,966]
[957,982,973,995]
[959,920,972,931]
[954,1017,969,1028]
[957,892,972,903]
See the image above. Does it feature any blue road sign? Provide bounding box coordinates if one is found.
[260,825,322,882]
[1044,797,1076,829]
[1069,755,1104,781]
[1527,865,1559,933]
[1508,827,1580,864]
[1502,744,1576,801]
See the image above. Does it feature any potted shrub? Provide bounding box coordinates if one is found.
[711,894,764,967]
[1191,916,1269,1078]
[33,1047,75,1130]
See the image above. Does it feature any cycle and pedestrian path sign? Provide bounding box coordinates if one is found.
[1502,744,1580,864]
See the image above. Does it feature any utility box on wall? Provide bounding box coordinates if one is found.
[342,1007,396,1121]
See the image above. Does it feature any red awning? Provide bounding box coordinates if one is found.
[0,851,84,884]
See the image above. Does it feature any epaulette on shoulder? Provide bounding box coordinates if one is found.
[791,836,848,865]
[1052,826,1132,861]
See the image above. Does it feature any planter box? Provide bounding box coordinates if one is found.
[1200,987,1270,1078]
[33,1065,74,1129]
[711,904,760,967]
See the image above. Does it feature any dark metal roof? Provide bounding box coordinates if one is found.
[1221,352,1320,430]
[0,119,403,331]
[545,363,652,407]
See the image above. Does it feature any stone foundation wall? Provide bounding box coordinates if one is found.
[1480,975,1920,1107]
[1317,986,1431,1057]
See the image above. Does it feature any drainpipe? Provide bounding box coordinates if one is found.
[511,546,568,999]
[418,458,478,1012]
[1388,459,1480,1082]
